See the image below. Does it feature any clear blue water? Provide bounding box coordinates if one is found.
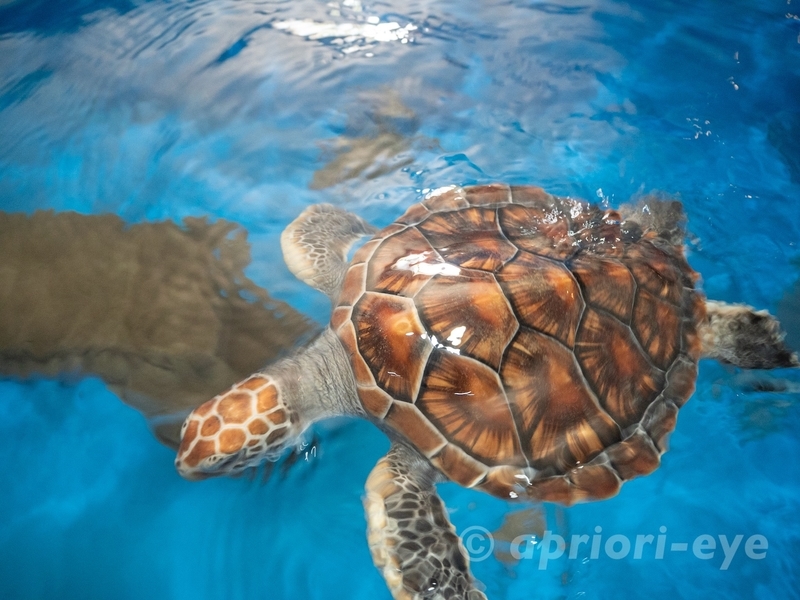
[1,0,800,598]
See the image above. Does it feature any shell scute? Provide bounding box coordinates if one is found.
[569,255,635,322]
[567,461,621,500]
[430,444,489,488]
[501,328,621,471]
[351,237,382,265]
[464,183,511,206]
[640,398,679,452]
[476,465,533,500]
[605,429,661,480]
[575,308,665,428]
[384,402,448,457]
[570,207,625,257]
[337,319,376,388]
[683,294,707,359]
[415,270,517,370]
[417,350,525,467]
[496,251,584,347]
[339,262,367,307]
[352,292,432,402]
[524,475,575,504]
[632,288,682,370]
[417,207,516,271]
[509,185,553,207]
[662,355,697,407]
[497,203,575,260]
[624,240,684,305]
[366,228,441,297]
[330,306,352,332]
[422,186,469,211]
[395,202,432,226]
[357,386,393,419]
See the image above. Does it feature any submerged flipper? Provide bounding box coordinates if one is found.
[618,194,687,246]
[281,204,377,300]
[364,443,487,600]
[701,300,799,368]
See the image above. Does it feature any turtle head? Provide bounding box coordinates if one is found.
[175,374,300,480]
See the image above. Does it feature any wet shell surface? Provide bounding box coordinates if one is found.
[332,184,705,504]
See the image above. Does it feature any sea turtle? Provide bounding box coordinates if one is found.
[175,184,797,599]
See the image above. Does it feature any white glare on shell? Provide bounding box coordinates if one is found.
[447,326,466,347]
[425,185,458,199]
[393,252,461,277]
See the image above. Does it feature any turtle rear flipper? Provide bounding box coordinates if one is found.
[365,443,487,600]
[618,194,687,246]
[701,300,799,368]
[281,203,377,301]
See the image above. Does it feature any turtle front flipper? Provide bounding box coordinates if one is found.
[281,203,377,300]
[701,300,799,368]
[365,443,487,600]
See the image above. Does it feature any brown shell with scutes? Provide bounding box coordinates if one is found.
[331,184,705,505]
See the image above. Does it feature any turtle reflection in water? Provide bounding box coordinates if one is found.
[175,184,797,600]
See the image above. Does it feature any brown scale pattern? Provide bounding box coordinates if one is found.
[365,227,441,297]
[464,183,511,206]
[571,208,625,257]
[497,203,575,260]
[509,185,553,206]
[416,207,517,271]
[574,308,665,429]
[496,251,584,347]
[415,270,517,370]
[344,185,703,502]
[501,328,621,471]
[352,292,432,402]
[416,350,525,467]
[430,444,489,487]
[632,288,682,370]
[569,255,635,323]
[383,401,447,457]
[623,237,685,305]
[422,187,470,212]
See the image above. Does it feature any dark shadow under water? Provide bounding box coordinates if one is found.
[0,210,314,447]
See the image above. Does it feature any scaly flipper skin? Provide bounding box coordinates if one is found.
[365,443,487,600]
[700,301,799,368]
[281,203,377,300]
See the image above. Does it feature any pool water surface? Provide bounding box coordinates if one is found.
[1,0,799,598]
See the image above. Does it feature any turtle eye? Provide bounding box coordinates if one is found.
[203,455,223,467]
